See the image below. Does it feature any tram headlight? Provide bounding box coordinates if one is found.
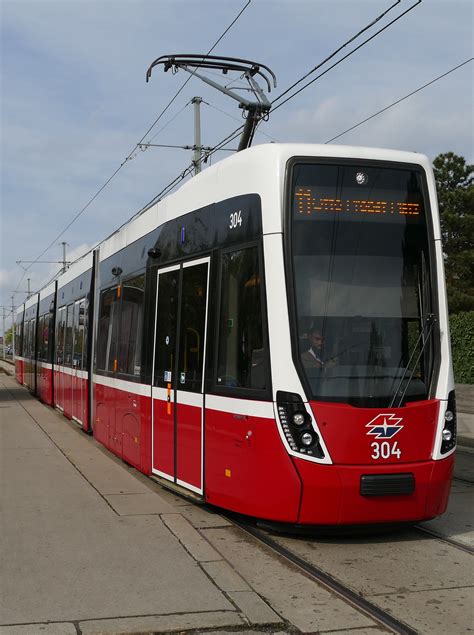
[276,391,324,459]
[301,432,314,447]
[293,412,306,426]
[442,429,452,442]
[441,391,456,454]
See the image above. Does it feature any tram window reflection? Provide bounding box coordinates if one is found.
[64,304,74,367]
[97,287,119,373]
[216,247,267,391]
[118,275,145,377]
[55,308,66,365]
[37,315,45,361]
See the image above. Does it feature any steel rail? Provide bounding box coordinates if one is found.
[227,517,418,635]
[414,525,474,555]
[453,476,474,486]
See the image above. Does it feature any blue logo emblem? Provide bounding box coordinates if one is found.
[366,414,403,439]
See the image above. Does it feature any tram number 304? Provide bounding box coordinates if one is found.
[229,210,243,229]
[371,441,401,460]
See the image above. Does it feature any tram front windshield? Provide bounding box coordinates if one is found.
[290,162,435,407]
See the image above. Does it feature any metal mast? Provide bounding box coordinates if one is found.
[11,296,15,357]
[192,97,203,174]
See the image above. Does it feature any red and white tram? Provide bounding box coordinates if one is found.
[14,143,456,527]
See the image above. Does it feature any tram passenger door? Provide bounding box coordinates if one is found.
[72,299,86,425]
[152,258,210,494]
[55,307,66,410]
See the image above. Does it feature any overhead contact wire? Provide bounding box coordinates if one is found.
[272,0,422,113]
[325,58,474,143]
[13,0,252,293]
[273,0,402,106]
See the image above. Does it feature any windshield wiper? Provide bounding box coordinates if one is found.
[388,313,436,408]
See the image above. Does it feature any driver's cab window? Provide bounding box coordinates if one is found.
[216,246,267,391]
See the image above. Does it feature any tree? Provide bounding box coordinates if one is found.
[433,152,474,314]
[3,327,13,346]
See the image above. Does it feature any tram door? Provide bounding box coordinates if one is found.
[55,306,66,410]
[152,258,210,494]
[71,299,86,425]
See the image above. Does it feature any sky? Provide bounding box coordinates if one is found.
[1,0,473,334]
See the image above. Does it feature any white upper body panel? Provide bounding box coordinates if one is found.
[39,280,56,301]
[25,294,38,310]
[95,143,438,259]
[57,251,94,290]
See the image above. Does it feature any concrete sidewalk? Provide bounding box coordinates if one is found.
[0,374,283,634]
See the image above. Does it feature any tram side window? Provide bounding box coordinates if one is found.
[118,275,145,377]
[56,308,66,365]
[46,311,54,363]
[73,301,85,370]
[64,304,74,366]
[216,246,268,391]
[43,315,50,362]
[24,321,30,358]
[26,319,36,359]
[36,314,50,362]
[97,287,119,373]
[37,315,45,361]
[15,321,23,356]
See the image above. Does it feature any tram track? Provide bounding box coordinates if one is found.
[225,516,418,635]
[412,471,474,554]
[453,475,474,486]
[413,524,474,555]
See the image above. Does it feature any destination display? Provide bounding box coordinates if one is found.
[294,186,421,218]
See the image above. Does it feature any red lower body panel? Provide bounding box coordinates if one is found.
[152,398,175,478]
[94,381,151,474]
[24,359,34,391]
[37,364,53,406]
[205,409,301,522]
[15,358,24,385]
[176,402,202,490]
[63,372,73,419]
[53,367,89,429]
[295,455,454,525]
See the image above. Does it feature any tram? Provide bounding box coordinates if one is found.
[14,143,456,526]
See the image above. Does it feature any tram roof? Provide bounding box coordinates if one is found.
[98,143,431,262]
[33,143,434,295]
[159,142,431,212]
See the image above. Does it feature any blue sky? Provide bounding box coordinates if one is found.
[1,0,472,331]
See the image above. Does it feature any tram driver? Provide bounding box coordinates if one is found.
[300,326,337,369]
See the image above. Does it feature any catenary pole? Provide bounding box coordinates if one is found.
[11,296,15,357]
[192,97,203,175]
[61,242,67,274]
[2,308,6,360]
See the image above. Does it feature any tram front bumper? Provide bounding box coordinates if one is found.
[294,455,454,525]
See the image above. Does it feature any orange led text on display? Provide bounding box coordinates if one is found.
[295,187,421,217]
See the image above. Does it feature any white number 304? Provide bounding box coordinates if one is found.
[371,441,401,460]
[229,210,243,229]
